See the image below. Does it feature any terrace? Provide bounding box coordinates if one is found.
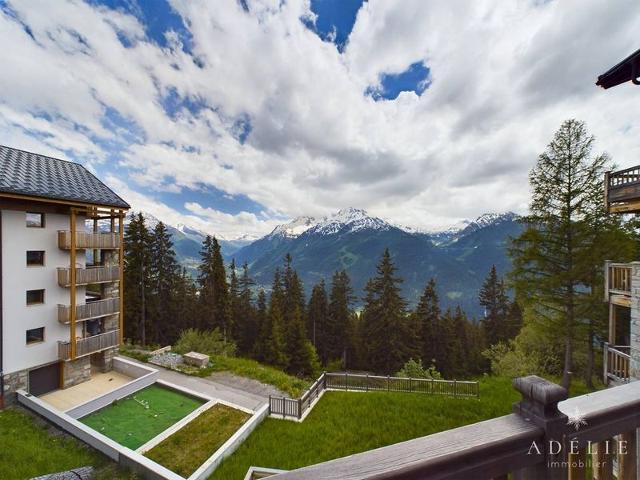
[57,297,120,324]
[58,329,121,360]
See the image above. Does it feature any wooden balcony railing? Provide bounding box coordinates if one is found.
[57,297,120,324]
[605,262,632,296]
[58,231,120,250]
[606,166,640,212]
[267,376,640,480]
[57,266,120,287]
[58,329,120,360]
[604,343,631,384]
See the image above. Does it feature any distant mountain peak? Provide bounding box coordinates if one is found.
[310,207,391,235]
[268,216,317,239]
[459,212,519,235]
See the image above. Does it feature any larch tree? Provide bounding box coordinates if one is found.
[510,119,610,389]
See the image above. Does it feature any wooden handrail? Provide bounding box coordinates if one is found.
[271,377,640,480]
[57,297,120,324]
[604,343,631,384]
[58,329,120,360]
[58,231,120,249]
[57,266,120,287]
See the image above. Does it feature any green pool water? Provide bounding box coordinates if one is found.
[80,384,205,450]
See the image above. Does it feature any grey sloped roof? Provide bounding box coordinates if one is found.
[0,145,130,208]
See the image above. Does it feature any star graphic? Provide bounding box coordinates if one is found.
[567,407,588,431]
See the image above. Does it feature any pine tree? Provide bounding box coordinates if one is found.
[252,289,268,360]
[228,259,241,342]
[286,306,320,377]
[173,268,199,336]
[414,278,440,368]
[148,221,180,345]
[123,212,152,345]
[326,270,354,365]
[307,280,328,358]
[510,119,611,388]
[237,262,257,355]
[197,236,230,338]
[479,265,510,346]
[361,248,412,374]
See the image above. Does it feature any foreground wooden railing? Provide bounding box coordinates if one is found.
[264,376,640,480]
[58,231,120,249]
[57,266,120,286]
[58,329,120,360]
[604,261,633,298]
[269,372,479,420]
[604,343,631,384]
[57,297,120,324]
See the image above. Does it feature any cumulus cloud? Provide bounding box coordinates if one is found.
[0,0,639,237]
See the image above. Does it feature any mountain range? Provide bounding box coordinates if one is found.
[125,208,522,317]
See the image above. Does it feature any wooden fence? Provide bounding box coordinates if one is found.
[57,297,120,324]
[269,372,479,420]
[58,329,120,360]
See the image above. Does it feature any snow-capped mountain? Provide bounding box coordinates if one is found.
[308,208,391,235]
[267,216,317,239]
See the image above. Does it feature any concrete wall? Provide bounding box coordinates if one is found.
[2,209,86,375]
[65,358,158,419]
[17,390,184,480]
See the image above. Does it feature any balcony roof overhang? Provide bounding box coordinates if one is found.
[596,47,640,89]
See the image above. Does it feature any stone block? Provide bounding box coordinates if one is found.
[63,356,91,389]
[184,351,209,368]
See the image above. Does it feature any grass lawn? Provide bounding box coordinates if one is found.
[145,404,251,477]
[211,376,593,480]
[80,384,205,450]
[0,407,132,480]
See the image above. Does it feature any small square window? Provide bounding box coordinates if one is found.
[26,327,45,345]
[26,289,45,305]
[26,212,45,228]
[26,251,45,266]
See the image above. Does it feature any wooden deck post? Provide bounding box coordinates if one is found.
[512,376,569,480]
[618,431,637,480]
[118,211,124,346]
[70,208,77,360]
[592,440,614,480]
[567,447,586,480]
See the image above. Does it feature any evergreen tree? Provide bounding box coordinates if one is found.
[286,306,320,376]
[479,265,510,346]
[173,268,199,335]
[361,248,412,374]
[228,259,241,342]
[123,212,151,345]
[414,279,440,367]
[326,271,354,365]
[237,262,257,355]
[197,236,230,338]
[307,280,328,358]
[510,119,610,388]
[148,221,180,345]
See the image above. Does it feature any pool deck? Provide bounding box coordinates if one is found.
[40,370,133,412]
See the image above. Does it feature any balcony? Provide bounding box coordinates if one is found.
[57,297,120,324]
[57,266,120,287]
[58,329,120,360]
[58,231,120,250]
[604,343,631,384]
[605,166,640,213]
[605,261,632,307]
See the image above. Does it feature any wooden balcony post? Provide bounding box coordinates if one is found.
[567,447,586,480]
[592,440,614,480]
[618,431,637,480]
[70,208,77,360]
[604,260,611,302]
[603,342,609,384]
[118,211,124,346]
[512,376,569,480]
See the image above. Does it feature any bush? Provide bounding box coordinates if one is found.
[174,328,237,357]
[396,358,442,380]
[325,358,344,372]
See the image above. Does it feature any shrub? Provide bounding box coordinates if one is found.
[174,328,237,357]
[396,358,442,380]
[325,358,344,372]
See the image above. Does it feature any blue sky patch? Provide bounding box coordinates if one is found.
[366,61,431,101]
[161,87,207,119]
[303,0,364,52]
[158,183,266,217]
[92,0,193,52]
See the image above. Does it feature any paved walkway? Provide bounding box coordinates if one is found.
[122,357,272,411]
[41,370,131,411]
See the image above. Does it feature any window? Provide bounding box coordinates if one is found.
[26,327,45,345]
[26,289,45,305]
[26,251,45,266]
[26,212,44,228]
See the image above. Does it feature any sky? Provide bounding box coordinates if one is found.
[1,0,639,239]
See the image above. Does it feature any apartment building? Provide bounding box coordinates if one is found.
[0,145,129,406]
